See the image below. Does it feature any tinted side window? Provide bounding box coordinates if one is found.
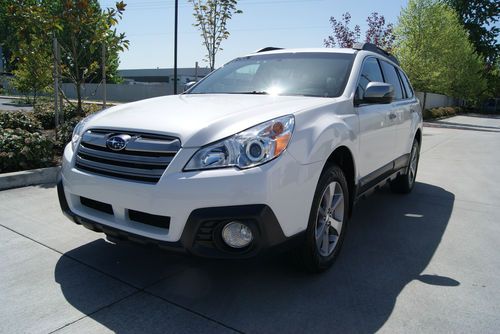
[380,61,403,100]
[356,58,384,100]
[399,69,414,98]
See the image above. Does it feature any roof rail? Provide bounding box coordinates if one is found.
[353,43,400,65]
[255,47,284,53]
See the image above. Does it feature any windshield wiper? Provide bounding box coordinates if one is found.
[187,91,270,95]
[228,91,269,95]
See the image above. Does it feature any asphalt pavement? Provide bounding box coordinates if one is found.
[1,114,499,333]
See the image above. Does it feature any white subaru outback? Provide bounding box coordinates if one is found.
[58,43,422,271]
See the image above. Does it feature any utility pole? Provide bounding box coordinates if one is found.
[195,61,198,82]
[173,0,179,95]
[102,43,107,108]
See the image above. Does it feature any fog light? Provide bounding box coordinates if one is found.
[222,221,253,248]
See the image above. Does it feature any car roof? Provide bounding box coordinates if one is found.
[245,45,400,67]
[246,48,358,57]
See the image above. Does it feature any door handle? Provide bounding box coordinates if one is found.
[389,113,397,120]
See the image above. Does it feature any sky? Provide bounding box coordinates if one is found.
[98,0,409,70]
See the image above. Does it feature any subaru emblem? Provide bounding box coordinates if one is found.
[106,134,131,151]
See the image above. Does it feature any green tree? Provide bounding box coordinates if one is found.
[188,0,242,70]
[0,0,45,73]
[2,0,128,113]
[11,39,53,105]
[445,0,500,99]
[50,0,129,112]
[444,0,499,64]
[394,0,486,101]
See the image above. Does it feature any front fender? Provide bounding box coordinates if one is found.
[287,101,359,166]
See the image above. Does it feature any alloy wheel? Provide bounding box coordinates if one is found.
[315,181,345,257]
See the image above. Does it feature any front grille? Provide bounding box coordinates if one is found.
[75,129,181,183]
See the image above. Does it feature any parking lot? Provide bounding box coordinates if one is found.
[1,115,499,333]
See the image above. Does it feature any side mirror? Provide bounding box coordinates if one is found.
[364,82,394,104]
[183,81,197,92]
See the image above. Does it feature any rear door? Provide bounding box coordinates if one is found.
[397,69,420,156]
[379,60,410,160]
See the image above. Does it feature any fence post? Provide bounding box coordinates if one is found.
[102,43,107,109]
[57,41,63,123]
[53,37,60,137]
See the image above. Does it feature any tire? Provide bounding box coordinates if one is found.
[391,139,420,194]
[298,164,350,273]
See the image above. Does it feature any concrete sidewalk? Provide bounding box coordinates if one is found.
[1,115,500,333]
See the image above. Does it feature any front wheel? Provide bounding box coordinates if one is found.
[299,164,350,272]
[391,139,420,194]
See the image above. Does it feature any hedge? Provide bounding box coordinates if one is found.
[423,106,463,120]
[0,111,42,133]
[0,128,54,173]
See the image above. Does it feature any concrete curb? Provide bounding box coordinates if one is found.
[0,166,61,191]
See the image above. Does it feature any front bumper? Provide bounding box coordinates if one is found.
[58,180,303,258]
[58,143,321,258]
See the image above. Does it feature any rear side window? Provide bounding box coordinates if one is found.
[356,57,384,100]
[399,69,414,98]
[380,61,404,101]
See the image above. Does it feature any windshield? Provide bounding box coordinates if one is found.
[188,53,355,98]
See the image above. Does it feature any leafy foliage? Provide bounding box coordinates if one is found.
[423,106,463,120]
[324,12,395,50]
[0,128,54,173]
[56,103,100,151]
[445,0,499,64]
[188,0,242,70]
[50,0,129,112]
[2,1,129,112]
[55,116,82,152]
[0,111,42,133]
[32,102,102,130]
[365,13,396,52]
[394,0,487,100]
[11,38,53,105]
[32,104,58,130]
[445,0,500,99]
[324,13,361,48]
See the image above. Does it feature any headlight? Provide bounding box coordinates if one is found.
[184,115,295,171]
[71,115,93,151]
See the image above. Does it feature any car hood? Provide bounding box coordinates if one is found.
[87,94,337,147]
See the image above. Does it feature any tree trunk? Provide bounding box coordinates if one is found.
[76,82,83,114]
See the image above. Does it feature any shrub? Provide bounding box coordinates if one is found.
[64,103,103,119]
[33,102,103,130]
[33,104,56,129]
[423,106,463,120]
[0,129,54,173]
[0,111,42,133]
